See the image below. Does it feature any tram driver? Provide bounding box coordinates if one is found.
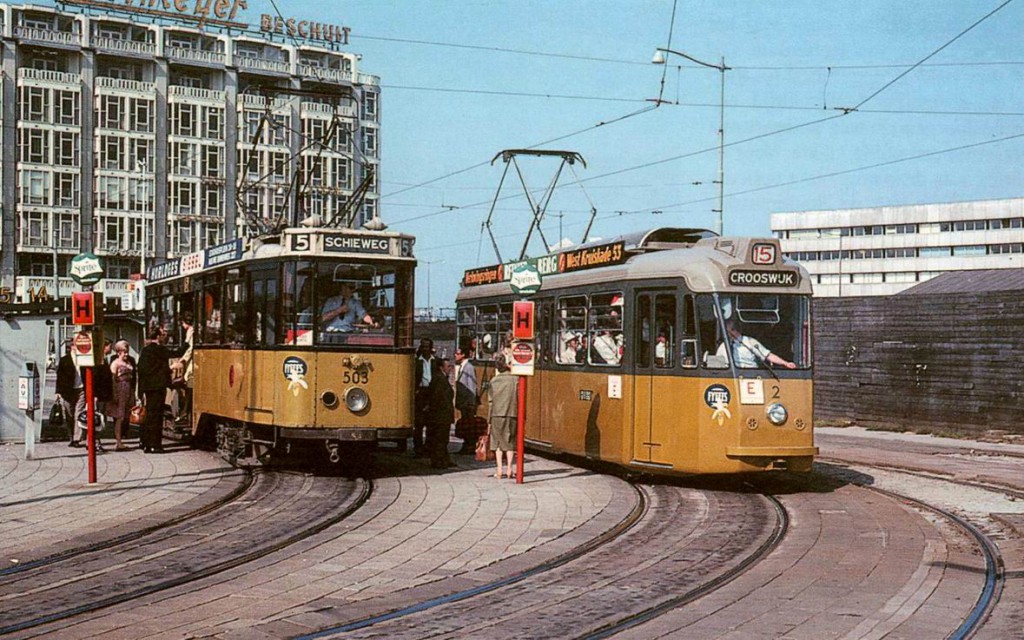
[716,319,796,369]
[322,281,378,332]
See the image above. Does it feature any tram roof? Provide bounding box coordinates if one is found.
[456,231,812,300]
[146,228,416,283]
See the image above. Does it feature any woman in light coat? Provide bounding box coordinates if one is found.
[487,355,518,479]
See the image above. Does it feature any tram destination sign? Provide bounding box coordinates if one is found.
[462,241,627,287]
[728,269,800,287]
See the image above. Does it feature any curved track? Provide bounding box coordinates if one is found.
[0,471,369,636]
[302,481,786,640]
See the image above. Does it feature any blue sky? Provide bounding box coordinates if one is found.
[51,0,1024,308]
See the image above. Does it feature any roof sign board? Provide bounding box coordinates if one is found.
[462,241,627,287]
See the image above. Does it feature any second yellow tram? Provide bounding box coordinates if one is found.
[456,228,816,475]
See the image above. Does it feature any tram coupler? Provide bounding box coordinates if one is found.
[325,441,341,464]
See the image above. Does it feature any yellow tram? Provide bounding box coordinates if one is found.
[145,227,416,464]
[456,228,816,475]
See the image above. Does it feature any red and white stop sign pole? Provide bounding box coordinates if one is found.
[85,367,96,484]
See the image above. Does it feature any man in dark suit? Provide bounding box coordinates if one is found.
[413,338,435,456]
[136,325,171,453]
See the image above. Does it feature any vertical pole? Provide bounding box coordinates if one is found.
[515,374,525,484]
[85,366,96,484]
[24,409,36,460]
[716,58,725,236]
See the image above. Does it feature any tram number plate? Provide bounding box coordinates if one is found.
[341,370,369,384]
[579,389,593,401]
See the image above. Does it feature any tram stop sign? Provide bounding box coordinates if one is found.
[509,340,535,376]
[509,264,542,296]
[69,252,105,286]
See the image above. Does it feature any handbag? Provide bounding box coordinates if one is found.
[475,432,495,462]
[129,403,147,426]
[49,402,65,427]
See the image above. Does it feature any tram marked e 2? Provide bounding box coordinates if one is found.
[457,227,817,475]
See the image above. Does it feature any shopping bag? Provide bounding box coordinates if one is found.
[475,433,495,462]
[129,403,147,426]
[49,402,65,427]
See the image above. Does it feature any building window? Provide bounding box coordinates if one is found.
[171,103,197,137]
[130,98,153,132]
[990,243,1024,254]
[205,107,223,139]
[54,172,79,208]
[56,212,79,249]
[201,145,221,178]
[362,91,378,121]
[22,86,47,122]
[98,94,122,129]
[21,128,48,164]
[919,246,951,258]
[884,247,916,259]
[21,170,49,205]
[102,135,123,170]
[22,210,49,248]
[55,131,78,166]
[851,273,883,284]
[953,245,987,257]
[129,138,151,171]
[885,272,917,283]
[203,184,221,216]
[919,223,941,234]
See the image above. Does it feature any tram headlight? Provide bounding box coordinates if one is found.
[766,403,788,426]
[345,387,369,413]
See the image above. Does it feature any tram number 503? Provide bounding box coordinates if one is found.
[341,370,369,384]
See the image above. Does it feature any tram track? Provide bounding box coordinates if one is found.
[299,480,787,640]
[0,469,255,580]
[0,470,371,637]
[819,460,1008,639]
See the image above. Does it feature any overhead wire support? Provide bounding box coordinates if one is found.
[482,149,586,263]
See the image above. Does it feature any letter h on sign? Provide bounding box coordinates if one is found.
[72,292,103,325]
[512,301,535,340]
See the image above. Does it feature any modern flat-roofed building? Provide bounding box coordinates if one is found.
[771,198,1024,297]
[0,1,379,307]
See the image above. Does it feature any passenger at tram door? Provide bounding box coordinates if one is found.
[559,332,581,364]
[321,281,377,332]
[413,338,436,457]
[716,319,796,369]
[655,333,668,366]
[426,358,456,469]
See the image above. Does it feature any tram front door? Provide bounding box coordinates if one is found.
[631,291,678,467]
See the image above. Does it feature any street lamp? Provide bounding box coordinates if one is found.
[652,47,729,236]
[423,259,444,320]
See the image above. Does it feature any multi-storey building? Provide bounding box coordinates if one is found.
[771,198,1024,297]
[0,2,379,306]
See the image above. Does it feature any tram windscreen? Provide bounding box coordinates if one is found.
[698,294,811,369]
[281,261,411,348]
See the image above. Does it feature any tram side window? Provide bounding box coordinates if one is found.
[475,304,500,358]
[653,295,676,368]
[281,261,313,346]
[697,295,728,369]
[224,278,249,346]
[680,295,697,368]
[251,274,278,347]
[201,282,224,344]
[588,292,623,366]
[457,306,476,359]
[537,299,553,363]
[556,295,587,365]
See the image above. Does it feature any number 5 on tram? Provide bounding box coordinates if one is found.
[145,229,416,465]
[456,228,816,475]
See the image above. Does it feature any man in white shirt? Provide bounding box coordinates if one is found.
[322,282,376,332]
[717,319,797,369]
